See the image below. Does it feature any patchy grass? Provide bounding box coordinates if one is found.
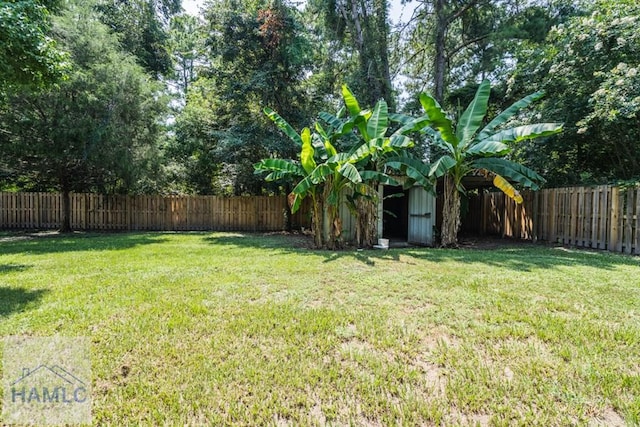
[0,231,639,425]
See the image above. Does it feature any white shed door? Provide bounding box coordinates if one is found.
[408,187,434,245]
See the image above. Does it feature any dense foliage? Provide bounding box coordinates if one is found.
[0,0,68,87]
[0,2,167,230]
[510,0,640,185]
[1,0,638,235]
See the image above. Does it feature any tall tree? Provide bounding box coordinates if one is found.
[401,0,572,103]
[0,3,167,230]
[170,0,314,195]
[309,0,395,109]
[168,14,206,97]
[0,0,68,87]
[95,0,182,75]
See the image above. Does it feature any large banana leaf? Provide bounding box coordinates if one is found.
[326,152,350,164]
[429,155,456,178]
[318,111,342,132]
[292,164,333,195]
[386,155,431,176]
[423,127,454,154]
[478,123,563,145]
[264,171,292,181]
[253,158,304,176]
[291,176,314,196]
[456,80,491,146]
[476,91,545,141]
[419,93,457,147]
[318,111,354,136]
[385,155,433,189]
[309,163,333,184]
[388,134,413,148]
[313,123,337,156]
[300,127,316,173]
[289,193,303,213]
[264,107,302,146]
[338,162,362,184]
[314,122,330,141]
[465,140,509,157]
[346,140,375,163]
[342,84,361,116]
[366,99,388,140]
[359,171,400,186]
[311,132,329,160]
[472,158,545,189]
[389,112,413,125]
[393,116,432,136]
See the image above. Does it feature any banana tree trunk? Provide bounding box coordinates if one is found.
[440,174,460,247]
[321,177,341,250]
[356,186,378,248]
[311,194,323,249]
[322,204,341,250]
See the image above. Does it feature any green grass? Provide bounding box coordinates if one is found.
[0,231,639,425]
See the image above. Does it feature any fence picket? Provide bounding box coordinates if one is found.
[0,192,307,232]
[472,185,639,255]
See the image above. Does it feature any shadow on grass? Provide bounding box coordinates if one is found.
[202,233,402,265]
[0,287,48,317]
[202,232,640,271]
[0,232,168,256]
[0,263,31,274]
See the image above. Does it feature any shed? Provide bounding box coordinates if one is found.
[339,184,436,246]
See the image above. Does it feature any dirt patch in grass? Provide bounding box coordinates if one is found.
[457,234,538,250]
[588,407,626,426]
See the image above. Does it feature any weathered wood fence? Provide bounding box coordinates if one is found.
[475,186,640,255]
[3,188,639,254]
[0,192,311,232]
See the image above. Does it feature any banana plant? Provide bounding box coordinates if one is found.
[257,85,433,249]
[254,107,327,248]
[416,80,563,247]
[255,104,375,249]
[318,85,432,247]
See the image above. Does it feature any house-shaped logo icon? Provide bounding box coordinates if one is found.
[11,365,88,404]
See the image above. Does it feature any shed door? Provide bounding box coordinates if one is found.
[408,187,434,245]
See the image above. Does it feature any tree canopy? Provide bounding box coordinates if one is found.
[0,0,68,87]
[1,0,638,236]
[0,1,167,230]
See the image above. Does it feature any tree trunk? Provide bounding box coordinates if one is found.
[434,0,447,104]
[321,177,341,250]
[372,0,395,111]
[311,194,323,249]
[60,188,72,233]
[356,184,378,247]
[323,203,339,250]
[341,0,394,109]
[440,174,460,247]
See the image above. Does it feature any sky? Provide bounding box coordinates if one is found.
[181,0,417,25]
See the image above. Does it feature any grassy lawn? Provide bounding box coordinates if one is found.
[0,231,639,425]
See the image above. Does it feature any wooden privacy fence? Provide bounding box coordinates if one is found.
[0,192,311,232]
[476,186,640,255]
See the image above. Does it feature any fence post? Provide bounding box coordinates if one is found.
[635,187,640,255]
[609,187,620,252]
[624,188,633,254]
